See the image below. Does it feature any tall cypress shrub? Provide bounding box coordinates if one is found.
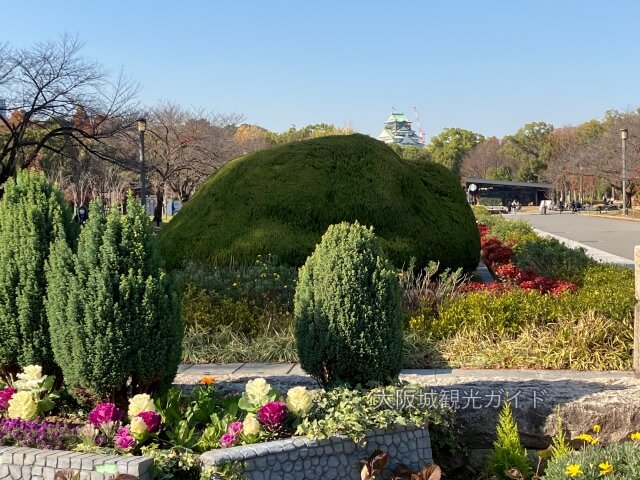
[46,196,182,401]
[0,170,73,375]
[294,221,403,387]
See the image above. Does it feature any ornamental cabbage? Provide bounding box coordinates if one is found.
[243,414,261,435]
[245,378,271,406]
[88,403,123,427]
[0,387,17,411]
[114,426,136,450]
[128,394,156,418]
[137,411,161,434]
[15,365,47,389]
[286,386,312,417]
[7,391,38,420]
[129,417,148,439]
[257,401,287,428]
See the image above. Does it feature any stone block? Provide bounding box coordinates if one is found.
[42,466,56,480]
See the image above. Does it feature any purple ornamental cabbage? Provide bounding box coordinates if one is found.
[257,401,288,427]
[137,411,161,433]
[219,433,237,448]
[114,427,136,450]
[0,387,17,411]
[227,421,243,435]
[88,403,123,427]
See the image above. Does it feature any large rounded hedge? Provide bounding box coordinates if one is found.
[159,134,479,271]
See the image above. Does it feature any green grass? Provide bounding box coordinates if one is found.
[159,134,479,271]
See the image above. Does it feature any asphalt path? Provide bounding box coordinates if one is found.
[507,212,640,261]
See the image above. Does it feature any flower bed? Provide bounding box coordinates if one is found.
[201,425,431,480]
[0,367,447,479]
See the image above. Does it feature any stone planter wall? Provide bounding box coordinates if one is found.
[200,425,432,480]
[0,446,152,480]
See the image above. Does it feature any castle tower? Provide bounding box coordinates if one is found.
[377,112,424,147]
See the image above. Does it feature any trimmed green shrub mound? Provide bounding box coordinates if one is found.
[0,170,74,375]
[159,134,479,271]
[294,222,403,387]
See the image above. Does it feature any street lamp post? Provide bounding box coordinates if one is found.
[621,129,628,216]
[137,118,147,209]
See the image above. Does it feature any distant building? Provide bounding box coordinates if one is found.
[0,99,7,119]
[464,177,552,206]
[377,112,424,147]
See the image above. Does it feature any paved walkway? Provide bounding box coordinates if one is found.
[176,363,638,384]
[507,212,638,265]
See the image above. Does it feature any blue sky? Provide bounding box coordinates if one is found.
[5,1,640,140]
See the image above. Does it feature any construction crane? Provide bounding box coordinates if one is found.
[412,106,426,145]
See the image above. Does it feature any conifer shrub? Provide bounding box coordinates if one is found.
[0,170,74,375]
[46,196,182,401]
[486,400,532,479]
[294,221,403,388]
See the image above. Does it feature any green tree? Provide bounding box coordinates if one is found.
[294,221,403,388]
[388,144,431,162]
[486,400,532,479]
[0,170,74,375]
[426,128,484,179]
[500,122,554,182]
[266,123,352,144]
[46,195,182,401]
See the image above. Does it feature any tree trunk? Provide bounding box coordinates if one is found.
[153,186,164,226]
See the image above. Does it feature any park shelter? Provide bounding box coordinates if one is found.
[464,177,552,206]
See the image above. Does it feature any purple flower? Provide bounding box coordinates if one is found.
[257,401,288,428]
[137,411,161,433]
[114,427,136,450]
[88,403,123,427]
[228,421,243,435]
[0,387,16,411]
[0,417,77,450]
[219,433,237,448]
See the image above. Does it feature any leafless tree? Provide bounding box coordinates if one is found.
[140,102,244,223]
[0,35,139,196]
[587,111,640,204]
[460,136,519,180]
[461,137,502,178]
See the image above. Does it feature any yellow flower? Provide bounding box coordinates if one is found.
[128,394,156,418]
[7,391,38,420]
[200,376,216,385]
[286,386,313,417]
[565,464,583,477]
[598,461,613,475]
[592,424,601,433]
[245,378,271,405]
[243,414,261,435]
[129,416,148,439]
[630,432,640,441]
[576,433,598,445]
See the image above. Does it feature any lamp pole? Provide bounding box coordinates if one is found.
[137,118,147,209]
[621,129,628,216]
